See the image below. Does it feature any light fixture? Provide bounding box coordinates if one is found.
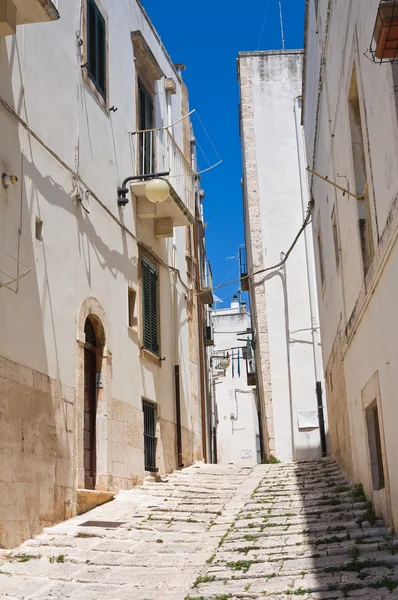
[117,171,169,206]
[145,178,170,203]
[2,173,18,189]
[218,358,230,369]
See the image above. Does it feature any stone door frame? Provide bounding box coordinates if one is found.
[76,297,112,491]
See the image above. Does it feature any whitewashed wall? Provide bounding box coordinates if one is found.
[239,51,324,462]
[211,302,259,466]
[303,0,398,529]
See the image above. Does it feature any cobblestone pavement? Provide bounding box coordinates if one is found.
[1,459,398,600]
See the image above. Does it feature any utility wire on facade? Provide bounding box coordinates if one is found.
[198,198,314,296]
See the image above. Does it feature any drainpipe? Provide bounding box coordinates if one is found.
[294,97,327,457]
[174,364,183,467]
[193,218,208,462]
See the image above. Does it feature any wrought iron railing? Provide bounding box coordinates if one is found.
[143,400,157,472]
[130,128,195,218]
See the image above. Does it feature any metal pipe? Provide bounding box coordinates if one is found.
[174,365,183,467]
[294,97,327,457]
[306,167,364,199]
[193,217,208,462]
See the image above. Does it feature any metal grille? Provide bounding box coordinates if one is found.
[143,400,157,472]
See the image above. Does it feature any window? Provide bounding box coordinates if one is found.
[141,256,159,355]
[143,400,157,472]
[138,78,154,175]
[317,222,326,288]
[128,288,137,329]
[366,402,385,491]
[314,0,319,18]
[332,209,340,269]
[87,0,106,100]
[35,217,43,241]
[348,66,374,276]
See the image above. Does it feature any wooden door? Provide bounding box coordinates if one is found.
[84,347,97,489]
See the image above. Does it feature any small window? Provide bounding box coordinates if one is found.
[314,0,319,18]
[87,0,107,100]
[128,288,137,329]
[366,402,385,491]
[317,222,326,287]
[141,256,159,355]
[332,210,340,269]
[35,217,43,241]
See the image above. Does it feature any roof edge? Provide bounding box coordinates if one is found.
[238,49,303,58]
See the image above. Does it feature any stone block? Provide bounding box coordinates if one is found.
[0,448,13,482]
[29,390,54,424]
[0,413,23,452]
[9,381,30,418]
[18,365,33,388]
[55,458,73,487]
[76,489,115,515]
[33,370,50,394]
[0,375,10,414]
[0,356,19,383]
[39,485,55,522]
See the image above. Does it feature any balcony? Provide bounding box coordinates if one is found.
[129,128,195,237]
[199,260,213,305]
[371,0,398,62]
[0,0,59,35]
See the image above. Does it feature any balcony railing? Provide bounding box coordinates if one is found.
[130,128,195,225]
[200,260,213,305]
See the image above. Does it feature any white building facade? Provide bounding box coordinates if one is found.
[303,0,398,530]
[0,0,211,547]
[210,297,260,467]
[238,50,325,463]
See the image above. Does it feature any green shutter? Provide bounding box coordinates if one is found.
[142,257,159,355]
[87,0,106,100]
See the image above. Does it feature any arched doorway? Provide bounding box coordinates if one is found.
[84,317,98,489]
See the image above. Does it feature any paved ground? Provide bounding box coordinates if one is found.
[0,459,397,599]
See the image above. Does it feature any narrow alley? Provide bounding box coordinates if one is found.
[1,460,397,600]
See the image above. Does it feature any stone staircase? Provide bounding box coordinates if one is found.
[0,463,252,600]
[188,459,398,599]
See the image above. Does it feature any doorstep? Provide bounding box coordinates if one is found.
[76,489,115,515]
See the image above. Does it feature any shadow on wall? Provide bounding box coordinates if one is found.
[0,36,69,549]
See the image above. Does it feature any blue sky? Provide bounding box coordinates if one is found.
[143,0,305,307]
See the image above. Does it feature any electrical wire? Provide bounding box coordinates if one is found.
[257,0,271,50]
[0,94,190,293]
[198,199,314,296]
[0,268,32,288]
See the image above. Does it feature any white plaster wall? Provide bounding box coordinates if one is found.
[303,0,398,528]
[0,0,197,451]
[211,306,259,467]
[240,51,323,462]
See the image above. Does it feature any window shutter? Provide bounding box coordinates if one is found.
[97,12,106,98]
[87,0,106,100]
[142,257,159,354]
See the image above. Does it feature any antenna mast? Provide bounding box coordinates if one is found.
[278,0,285,51]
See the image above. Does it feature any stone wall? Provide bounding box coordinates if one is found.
[0,355,75,548]
[325,329,353,480]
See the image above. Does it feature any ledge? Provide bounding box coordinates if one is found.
[76,489,115,516]
[14,0,59,25]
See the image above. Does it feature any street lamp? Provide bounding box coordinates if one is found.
[117,172,170,206]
